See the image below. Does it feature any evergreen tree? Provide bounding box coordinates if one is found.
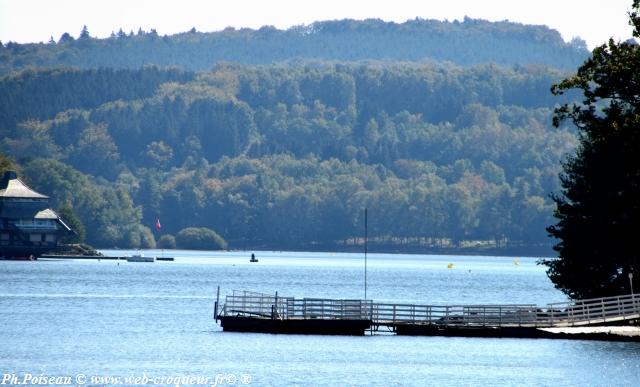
[79,25,90,40]
[543,1,640,299]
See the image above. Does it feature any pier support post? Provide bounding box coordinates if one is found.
[214,286,220,322]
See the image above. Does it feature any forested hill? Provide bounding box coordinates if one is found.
[0,17,588,76]
[1,63,577,252]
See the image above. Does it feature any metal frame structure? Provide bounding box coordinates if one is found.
[217,291,640,330]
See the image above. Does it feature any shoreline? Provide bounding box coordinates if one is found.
[96,246,556,258]
[393,325,640,341]
[538,326,640,341]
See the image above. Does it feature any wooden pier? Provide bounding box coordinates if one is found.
[215,291,640,339]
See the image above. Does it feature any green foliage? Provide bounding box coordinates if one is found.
[176,227,227,250]
[157,234,176,249]
[67,123,121,179]
[0,18,587,76]
[0,154,19,175]
[0,18,590,252]
[0,67,194,136]
[79,26,90,40]
[20,158,143,248]
[0,60,578,250]
[57,203,86,244]
[543,1,640,299]
[126,225,156,249]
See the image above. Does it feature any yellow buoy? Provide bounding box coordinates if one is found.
[447,263,454,269]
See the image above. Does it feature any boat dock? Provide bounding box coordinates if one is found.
[215,291,640,340]
[39,255,174,261]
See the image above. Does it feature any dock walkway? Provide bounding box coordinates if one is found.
[215,291,640,339]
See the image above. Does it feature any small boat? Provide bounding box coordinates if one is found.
[127,253,155,263]
[250,253,258,263]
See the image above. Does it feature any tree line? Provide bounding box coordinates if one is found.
[1,62,578,252]
[0,17,588,77]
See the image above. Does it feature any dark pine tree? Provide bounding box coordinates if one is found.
[79,25,91,40]
[543,1,640,299]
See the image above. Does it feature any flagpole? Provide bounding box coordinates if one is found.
[155,218,163,258]
[365,208,368,301]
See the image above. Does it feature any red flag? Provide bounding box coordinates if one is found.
[155,218,161,231]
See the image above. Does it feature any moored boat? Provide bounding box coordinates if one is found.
[127,253,155,262]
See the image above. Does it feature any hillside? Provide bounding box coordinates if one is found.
[0,18,588,76]
[0,17,589,253]
[1,61,577,252]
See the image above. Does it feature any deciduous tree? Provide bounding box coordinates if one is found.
[543,1,640,299]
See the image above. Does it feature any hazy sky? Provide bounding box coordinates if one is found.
[0,0,636,49]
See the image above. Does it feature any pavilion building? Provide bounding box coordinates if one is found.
[0,171,72,258]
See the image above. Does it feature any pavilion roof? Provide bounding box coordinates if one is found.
[0,171,48,200]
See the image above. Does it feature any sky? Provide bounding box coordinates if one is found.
[0,0,636,49]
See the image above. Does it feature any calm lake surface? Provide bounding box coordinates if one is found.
[1,251,639,386]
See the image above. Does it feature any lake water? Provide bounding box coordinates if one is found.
[1,251,639,386]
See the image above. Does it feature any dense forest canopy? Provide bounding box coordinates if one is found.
[0,17,588,76]
[0,18,588,252]
[1,60,577,251]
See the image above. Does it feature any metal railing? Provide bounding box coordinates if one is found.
[372,303,540,328]
[546,293,640,327]
[220,290,373,320]
[218,291,640,329]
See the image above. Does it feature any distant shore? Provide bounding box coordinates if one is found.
[224,242,556,258]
